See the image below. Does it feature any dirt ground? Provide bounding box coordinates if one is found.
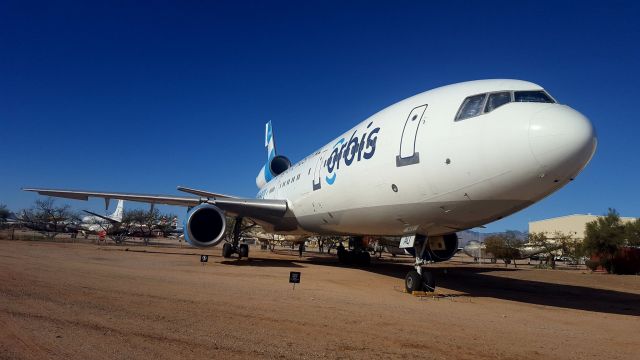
[1,240,639,360]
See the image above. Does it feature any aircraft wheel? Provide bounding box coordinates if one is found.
[405,270,423,293]
[421,271,435,292]
[222,243,233,258]
[239,244,249,258]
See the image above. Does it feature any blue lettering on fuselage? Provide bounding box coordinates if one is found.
[324,122,380,186]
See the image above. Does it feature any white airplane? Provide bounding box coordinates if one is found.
[79,199,124,233]
[24,79,596,292]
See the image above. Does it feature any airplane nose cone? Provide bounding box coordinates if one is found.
[529,105,597,175]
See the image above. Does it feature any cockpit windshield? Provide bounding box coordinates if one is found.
[485,92,511,113]
[455,90,556,121]
[514,91,554,103]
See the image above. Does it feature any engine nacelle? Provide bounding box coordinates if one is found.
[184,204,226,248]
[426,233,459,262]
[256,155,292,188]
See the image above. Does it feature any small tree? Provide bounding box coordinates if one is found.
[624,218,640,247]
[528,231,573,269]
[21,198,79,239]
[582,208,626,273]
[485,232,522,267]
[557,231,583,264]
[155,213,179,237]
[125,208,161,244]
[0,204,9,222]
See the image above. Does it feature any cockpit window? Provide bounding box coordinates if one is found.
[514,91,554,103]
[455,93,487,121]
[485,92,512,113]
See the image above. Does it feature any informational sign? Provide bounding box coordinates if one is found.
[399,234,415,249]
[289,271,301,283]
[200,255,208,263]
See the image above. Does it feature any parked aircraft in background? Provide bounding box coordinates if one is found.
[25,79,597,292]
[79,200,124,233]
[462,240,557,262]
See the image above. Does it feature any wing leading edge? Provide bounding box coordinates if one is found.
[22,188,288,221]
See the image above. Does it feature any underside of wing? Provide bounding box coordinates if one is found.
[23,188,289,222]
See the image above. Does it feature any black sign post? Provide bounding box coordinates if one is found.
[200,255,208,264]
[289,271,301,290]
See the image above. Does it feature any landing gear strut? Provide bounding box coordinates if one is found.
[404,237,435,292]
[337,236,371,266]
[222,217,250,259]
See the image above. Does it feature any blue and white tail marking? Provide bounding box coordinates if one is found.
[265,120,276,162]
[256,121,292,189]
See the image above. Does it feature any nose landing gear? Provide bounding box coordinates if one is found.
[404,236,435,292]
[405,269,435,293]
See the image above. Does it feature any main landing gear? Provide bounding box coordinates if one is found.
[222,217,250,259]
[337,236,371,266]
[405,237,435,293]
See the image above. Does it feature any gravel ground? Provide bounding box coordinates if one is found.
[1,240,639,360]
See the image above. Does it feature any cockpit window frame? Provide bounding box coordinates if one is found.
[513,90,556,104]
[454,89,556,122]
[454,93,489,122]
[484,91,514,114]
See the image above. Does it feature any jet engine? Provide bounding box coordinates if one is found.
[403,233,459,262]
[426,233,459,262]
[184,204,227,248]
[256,155,292,188]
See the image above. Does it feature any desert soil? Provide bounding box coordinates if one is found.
[1,240,639,360]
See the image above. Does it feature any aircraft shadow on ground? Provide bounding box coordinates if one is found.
[130,247,640,316]
[220,258,304,268]
[365,260,640,316]
[237,253,640,317]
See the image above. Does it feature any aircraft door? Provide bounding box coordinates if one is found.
[396,104,427,167]
[312,150,327,191]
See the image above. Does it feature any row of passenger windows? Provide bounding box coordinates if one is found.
[455,90,555,121]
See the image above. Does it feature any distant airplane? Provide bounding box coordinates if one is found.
[79,199,124,233]
[462,240,556,262]
[24,79,597,292]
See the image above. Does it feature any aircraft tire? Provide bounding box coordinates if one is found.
[239,244,249,258]
[222,243,233,258]
[405,270,422,293]
[421,271,435,292]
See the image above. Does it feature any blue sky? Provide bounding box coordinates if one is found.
[1,0,638,232]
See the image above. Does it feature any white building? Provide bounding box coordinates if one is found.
[529,214,637,240]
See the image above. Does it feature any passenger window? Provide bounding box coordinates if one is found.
[514,91,554,103]
[455,94,486,121]
[485,92,511,113]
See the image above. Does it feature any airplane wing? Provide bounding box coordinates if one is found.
[22,188,289,222]
[82,210,121,224]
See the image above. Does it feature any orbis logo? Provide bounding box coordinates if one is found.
[325,122,380,185]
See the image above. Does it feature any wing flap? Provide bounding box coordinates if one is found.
[176,186,236,199]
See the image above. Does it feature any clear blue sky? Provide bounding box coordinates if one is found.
[1,0,638,232]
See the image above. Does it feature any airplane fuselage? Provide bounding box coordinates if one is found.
[257,80,596,237]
